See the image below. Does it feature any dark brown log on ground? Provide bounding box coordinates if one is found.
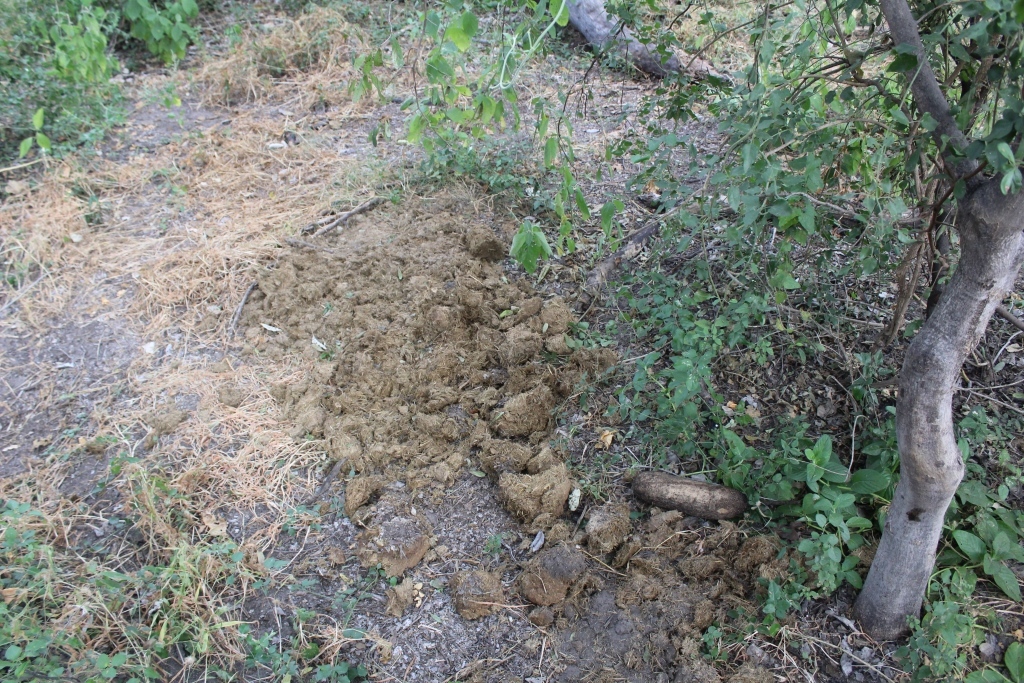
[584,216,664,295]
[632,471,748,519]
[566,0,722,79]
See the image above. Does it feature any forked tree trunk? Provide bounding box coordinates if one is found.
[853,179,1024,639]
[566,0,680,77]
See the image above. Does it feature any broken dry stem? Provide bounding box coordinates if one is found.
[310,196,386,236]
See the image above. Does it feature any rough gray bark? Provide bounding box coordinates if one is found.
[566,0,680,77]
[853,0,1024,640]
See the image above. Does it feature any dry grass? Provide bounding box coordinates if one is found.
[0,9,411,677]
[197,6,376,108]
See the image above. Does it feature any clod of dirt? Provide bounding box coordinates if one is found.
[478,439,533,479]
[735,535,780,572]
[544,520,574,546]
[327,547,346,565]
[519,545,586,606]
[499,325,543,367]
[495,384,555,437]
[674,658,722,683]
[208,359,232,373]
[324,417,364,469]
[727,664,774,683]
[218,384,245,408]
[632,470,748,519]
[344,475,384,517]
[691,599,717,630]
[449,570,503,620]
[585,500,631,554]
[679,555,725,581]
[526,446,559,475]
[386,577,416,617]
[611,532,643,566]
[356,516,432,577]
[498,463,572,523]
[84,439,107,454]
[540,298,574,335]
[143,406,188,447]
[270,380,327,438]
[529,606,554,627]
[465,225,505,261]
[146,406,188,434]
[544,334,572,355]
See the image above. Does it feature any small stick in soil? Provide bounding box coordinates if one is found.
[996,304,1024,333]
[284,237,338,255]
[311,196,386,237]
[304,459,346,506]
[229,281,257,338]
[582,203,688,299]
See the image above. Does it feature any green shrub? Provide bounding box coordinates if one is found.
[0,0,211,162]
[122,0,200,64]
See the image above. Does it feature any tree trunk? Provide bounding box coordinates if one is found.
[850,0,1024,639]
[565,0,680,77]
[853,178,1024,639]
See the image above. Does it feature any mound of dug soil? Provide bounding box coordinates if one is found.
[239,195,784,681]
[240,194,602,557]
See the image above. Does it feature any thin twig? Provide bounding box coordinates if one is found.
[789,630,897,683]
[304,459,346,506]
[309,196,386,237]
[0,157,46,174]
[961,388,1024,416]
[229,281,257,338]
[996,304,1024,333]
[0,272,47,316]
[579,549,628,576]
[284,237,338,255]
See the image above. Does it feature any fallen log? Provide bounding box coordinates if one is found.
[632,470,748,520]
[584,216,664,295]
[567,0,725,80]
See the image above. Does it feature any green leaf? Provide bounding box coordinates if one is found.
[574,189,590,220]
[967,670,1012,683]
[510,221,552,274]
[1000,170,1021,195]
[1006,642,1024,683]
[425,54,454,84]
[550,0,570,26]
[407,114,426,143]
[887,52,918,73]
[425,11,441,39]
[35,133,51,152]
[992,532,1024,563]
[461,11,478,37]
[998,142,1016,165]
[32,108,44,131]
[849,469,889,495]
[1016,0,1024,22]
[390,37,404,68]
[19,137,33,158]
[983,554,1022,601]
[445,25,470,51]
[544,137,557,167]
[953,530,986,562]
